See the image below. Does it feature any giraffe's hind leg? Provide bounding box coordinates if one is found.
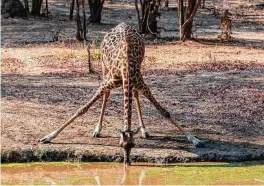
[133,89,150,138]
[92,91,110,137]
[40,80,116,143]
[136,80,205,148]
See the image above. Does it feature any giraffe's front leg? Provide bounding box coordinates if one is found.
[133,89,149,138]
[40,109,83,143]
[40,82,112,143]
[92,91,110,138]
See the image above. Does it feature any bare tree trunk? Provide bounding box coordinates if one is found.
[82,0,87,41]
[76,0,87,41]
[135,0,142,31]
[31,0,43,16]
[140,0,150,33]
[165,0,169,8]
[70,0,75,20]
[180,0,201,41]
[202,0,205,8]
[76,0,82,40]
[178,0,184,40]
[135,0,160,35]
[87,45,93,73]
[183,0,195,39]
[88,0,105,23]
[24,0,29,14]
[45,0,48,17]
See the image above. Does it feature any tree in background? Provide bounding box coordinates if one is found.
[30,0,49,16]
[164,0,169,8]
[76,0,87,41]
[178,0,184,39]
[178,0,201,41]
[44,0,49,17]
[70,0,75,20]
[24,0,29,14]
[135,0,161,35]
[70,0,104,23]
[31,0,42,15]
[88,0,105,23]
[201,0,205,8]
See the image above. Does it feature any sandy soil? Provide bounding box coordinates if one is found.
[1,0,264,163]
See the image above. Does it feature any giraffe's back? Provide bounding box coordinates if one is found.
[100,23,145,76]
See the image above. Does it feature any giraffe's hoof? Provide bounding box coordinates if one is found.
[194,140,205,148]
[142,132,150,139]
[92,132,101,138]
[39,131,57,143]
[40,137,52,144]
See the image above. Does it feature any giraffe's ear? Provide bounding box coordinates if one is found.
[132,127,141,135]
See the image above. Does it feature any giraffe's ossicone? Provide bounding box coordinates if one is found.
[40,23,204,166]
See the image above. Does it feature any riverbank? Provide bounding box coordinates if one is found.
[2,135,264,163]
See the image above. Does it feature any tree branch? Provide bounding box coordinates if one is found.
[135,0,142,31]
[182,0,201,29]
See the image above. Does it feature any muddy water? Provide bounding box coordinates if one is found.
[1,162,264,185]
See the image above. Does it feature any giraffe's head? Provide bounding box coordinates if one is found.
[116,127,140,166]
[224,9,232,18]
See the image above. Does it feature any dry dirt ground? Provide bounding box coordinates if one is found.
[1,0,264,163]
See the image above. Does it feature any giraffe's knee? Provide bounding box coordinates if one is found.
[158,108,171,118]
[76,107,87,116]
[76,110,83,116]
[163,111,171,119]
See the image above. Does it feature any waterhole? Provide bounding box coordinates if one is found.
[1,161,264,185]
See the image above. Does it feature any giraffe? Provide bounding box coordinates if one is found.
[40,22,204,166]
[220,9,232,40]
